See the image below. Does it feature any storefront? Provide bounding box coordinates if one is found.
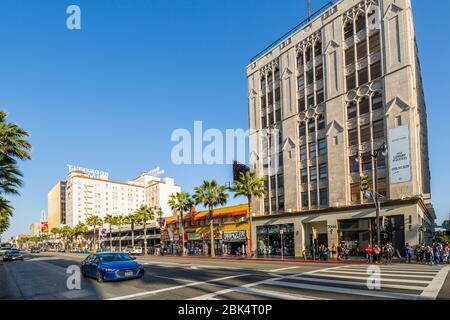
[256,224,295,257]
[222,230,247,256]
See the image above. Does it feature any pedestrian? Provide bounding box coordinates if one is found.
[434,244,441,265]
[385,243,394,264]
[425,244,432,264]
[374,244,381,263]
[337,244,343,260]
[323,245,329,261]
[404,243,413,264]
[364,244,373,263]
[443,245,449,264]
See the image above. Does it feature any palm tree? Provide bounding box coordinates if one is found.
[168,192,193,256]
[86,215,103,251]
[113,215,126,252]
[135,205,154,256]
[50,227,61,250]
[0,112,32,232]
[74,223,88,249]
[124,213,139,248]
[103,214,115,251]
[193,180,228,257]
[60,225,74,252]
[231,171,266,257]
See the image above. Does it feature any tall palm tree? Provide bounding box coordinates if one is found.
[113,215,126,252]
[103,214,115,251]
[168,192,194,256]
[193,181,228,257]
[124,213,139,248]
[231,171,266,256]
[74,223,88,249]
[86,215,103,251]
[0,112,32,232]
[50,227,61,250]
[60,225,74,252]
[135,205,154,256]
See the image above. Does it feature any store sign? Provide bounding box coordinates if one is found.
[187,233,202,241]
[223,230,247,242]
[388,125,411,184]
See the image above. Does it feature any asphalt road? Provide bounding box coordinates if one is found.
[0,252,449,300]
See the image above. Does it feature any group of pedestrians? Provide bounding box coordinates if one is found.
[364,243,394,263]
[405,242,449,265]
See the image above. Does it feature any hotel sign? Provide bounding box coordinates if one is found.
[68,165,109,180]
[388,125,412,184]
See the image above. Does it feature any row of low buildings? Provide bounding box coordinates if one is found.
[45,0,436,258]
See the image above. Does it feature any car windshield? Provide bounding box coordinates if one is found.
[98,253,133,262]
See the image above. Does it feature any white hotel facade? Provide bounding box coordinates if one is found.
[65,169,181,228]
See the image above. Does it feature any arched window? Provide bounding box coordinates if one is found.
[344,21,354,40]
[356,14,366,33]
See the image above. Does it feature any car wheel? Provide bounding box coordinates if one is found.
[96,270,104,283]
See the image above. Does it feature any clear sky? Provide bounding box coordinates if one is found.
[0,0,449,238]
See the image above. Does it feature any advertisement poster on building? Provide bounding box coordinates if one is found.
[40,221,48,233]
[388,125,412,184]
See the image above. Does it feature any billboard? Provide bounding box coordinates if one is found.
[40,221,49,233]
[388,125,412,184]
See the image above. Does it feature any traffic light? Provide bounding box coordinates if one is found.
[360,175,369,192]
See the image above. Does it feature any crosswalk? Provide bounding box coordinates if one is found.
[190,264,450,300]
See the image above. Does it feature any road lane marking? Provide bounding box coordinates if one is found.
[420,266,450,300]
[301,273,431,284]
[151,274,195,283]
[107,273,251,300]
[266,279,432,300]
[336,267,439,274]
[317,270,436,278]
[268,266,300,273]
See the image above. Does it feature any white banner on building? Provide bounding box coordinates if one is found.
[388,125,411,184]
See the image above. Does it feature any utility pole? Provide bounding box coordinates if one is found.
[307,0,311,21]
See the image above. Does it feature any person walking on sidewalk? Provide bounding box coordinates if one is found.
[404,243,413,264]
[374,244,381,264]
[434,244,441,265]
[443,244,449,264]
[385,243,394,264]
[364,244,373,263]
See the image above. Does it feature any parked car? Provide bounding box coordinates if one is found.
[30,247,41,254]
[80,252,144,283]
[3,249,24,261]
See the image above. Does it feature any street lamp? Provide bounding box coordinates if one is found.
[280,228,284,260]
[356,143,388,246]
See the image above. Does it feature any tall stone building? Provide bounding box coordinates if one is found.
[247,0,435,257]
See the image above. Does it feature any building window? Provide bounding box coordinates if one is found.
[346,73,356,90]
[372,93,383,110]
[344,21,354,40]
[359,98,370,115]
[316,90,324,104]
[318,139,327,156]
[369,32,381,54]
[300,145,307,161]
[361,153,372,172]
[319,163,328,180]
[317,115,325,130]
[308,119,315,134]
[348,102,357,119]
[345,47,355,66]
[275,87,281,103]
[307,94,315,108]
[306,70,314,85]
[278,195,285,212]
[278,152,284,168]
[297,54,304,68]
[349,155,359,173]
[277,174,284,189]
[298,76,305,91]
[309,142,316,159]
[360,125,371,143]
[315,66,323,81]
[358,67,369,85]
[351,183,361,203]
[320,188,328,206]
[310,166,317,182]
[270,175,276,192]
[261,78,266,93]
[271,197,277,212]
[264,198,269,213]
[275,108,282,123]
[298,98,305,112]
[370,61,382,80]
[377,153,386,169]
[310,190,318,206]
[395,116,402,127]
[377,178,387,197]
[355,14,366,33]
[348,129,358,146]
[306,47,312,63]
[301,169,308,183]
[373,120,385,140]
[301,192,309,207]
[357,40,367,61]
[299,123,306,136]
[315,41,322,58]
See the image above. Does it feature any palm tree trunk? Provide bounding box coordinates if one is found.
[180,212,185,256]
[131,223,135,247]
[209,207,215,257]
[109,225,112,251]
[93,227,97,251]
[98,224,102,251]
[119,226,122,252]
[144,221,147,256]
[248,196,253,257]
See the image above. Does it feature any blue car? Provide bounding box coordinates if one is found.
[81,252,144,283]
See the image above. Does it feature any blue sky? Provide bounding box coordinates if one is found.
[0,0,449,238]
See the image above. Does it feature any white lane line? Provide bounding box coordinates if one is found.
[268,266,300,273]
[302,273,431,284]
[152,275,195,283]
[266,279,432,300]
[336,267,439,274]
[317,270,435,278]
[343,265,442,272]
[295,276,427,291]
[107,273,251,300]
[420,266,450,300]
